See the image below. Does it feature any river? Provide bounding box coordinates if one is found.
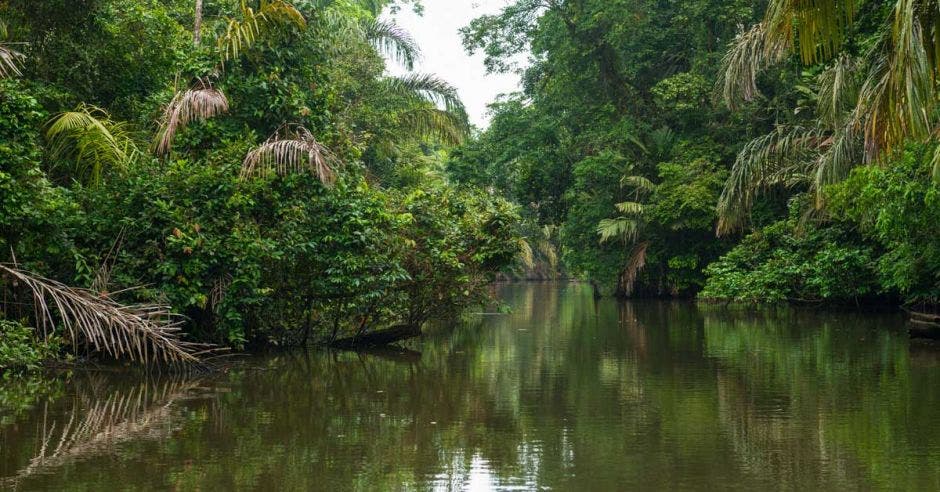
[1,283,939,490]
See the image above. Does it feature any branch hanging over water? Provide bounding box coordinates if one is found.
[0,264,218,365]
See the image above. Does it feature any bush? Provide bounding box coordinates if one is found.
[700,198,881,303]
[0,319,62,372]
[826,148,940,304]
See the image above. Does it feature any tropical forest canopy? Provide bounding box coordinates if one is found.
[1,0,940,368]
[453,0,940,304]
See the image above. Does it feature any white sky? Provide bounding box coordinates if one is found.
[383,0,522,128]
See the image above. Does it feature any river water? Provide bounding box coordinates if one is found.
[1,283,939,490]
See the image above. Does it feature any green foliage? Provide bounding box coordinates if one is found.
[700,199,880,303]
[0,0,516,357]
[827,147,940,303]
[0,319,62,371]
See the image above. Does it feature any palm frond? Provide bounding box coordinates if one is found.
[45,104,138,186]
[384,73,467,115]
[241,125,337,184]
[0,264,215,365]
[218,0,307,64]
[537,239,558,272]
[931,142,940,182]
[813,110,863,192]
[816,54,861,126]
[363,19,420,70]
[598,217,640,244]
[717,23,789,108]
[518,238,535,269]
[397,107,469,145]
[0,19,25,78]
[0,44,24,78]
[614,201,645,216]
[717,125,827,234]
[763,0,856,64]
[621,241,650,296]
[154,80,230,156]
[620,175,655,195]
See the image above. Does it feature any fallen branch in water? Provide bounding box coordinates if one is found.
[1,264,220,365]
[329,324,422,349]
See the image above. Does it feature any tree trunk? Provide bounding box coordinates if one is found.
[329,325,422,349]
[193,0,203,46]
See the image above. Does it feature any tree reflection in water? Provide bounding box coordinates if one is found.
[0,284,938,490]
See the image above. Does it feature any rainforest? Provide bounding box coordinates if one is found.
[1,0,940,489]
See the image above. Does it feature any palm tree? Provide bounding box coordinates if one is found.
[597,175,655,295]
[716,0,940,233]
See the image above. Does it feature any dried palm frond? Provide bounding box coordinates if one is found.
[218,0,306,64]
[0,43,24,78]
[45,104,139,186]
[0,19,25,78]
[364,19,420,70]
[0,264,215,365]
[154,79,229,156]
[621,241,650,296]
[208,273,233,314]
[241,125,337,184]
[0,375,213,487]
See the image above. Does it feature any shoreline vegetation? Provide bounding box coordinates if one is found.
[4,0,940,371]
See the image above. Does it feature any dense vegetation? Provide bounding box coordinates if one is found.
[0,0,520,368]
[4,0,940,369]
[453,0,940,306]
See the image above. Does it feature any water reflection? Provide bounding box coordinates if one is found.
[1,284,938,490]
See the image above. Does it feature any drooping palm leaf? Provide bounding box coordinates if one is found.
[154,79,230,156]
[614,201,646,216]
[0,264,215,365]
[384,73,467,115]
[241,125,337,184]
[598,217,640,244]
[763,0,857,64]
[716,125,828,234]
[0,44,23,78]
[621,241,650,296]
[397,107,469,145]
[720,0,940,178]
[364,19,420,70]
[45,105,138,186]
[0,19,24,78]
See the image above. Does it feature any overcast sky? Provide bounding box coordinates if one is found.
[383,0,522,128]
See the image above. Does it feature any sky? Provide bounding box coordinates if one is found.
[383,0,522,128]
